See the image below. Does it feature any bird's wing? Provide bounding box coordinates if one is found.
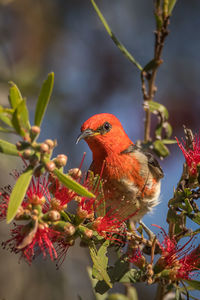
[121,144,164,179]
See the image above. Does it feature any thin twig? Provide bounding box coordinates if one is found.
[142,6,170,142]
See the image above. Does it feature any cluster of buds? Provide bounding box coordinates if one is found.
[0,164,137,265]
[16,126,68,177]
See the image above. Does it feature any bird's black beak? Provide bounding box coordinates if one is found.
[76,129,97,144]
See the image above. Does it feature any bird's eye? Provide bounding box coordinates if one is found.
[103,122,112,132]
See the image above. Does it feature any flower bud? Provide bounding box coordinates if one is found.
[77,206,88,220]
[16,141,23,150]
[22,149,34,159]
[40,143,49,153]
[55,154,68,168]
[44,139,55,149]
[68,168,82,179]
[28,195,45,205]
[84,229,93,239]
[48,210,61,221]
[31,126,40,135]
[64,223,76,236]
[45,161,56,172]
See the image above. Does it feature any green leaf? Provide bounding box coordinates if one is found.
[0,110,13,128]
[0,139,19,156]
[92,240,110,281]
[163,121,173,138]
[8,81,23,109]
[34,72,54,127]
[89,241,112,289]
[90,0,142,71]
[87,267,108,300]
[7,166,33,223]
[153,140,170,158]
[109,256,129,283]
[184,198,193,214]
[53,168,95,198]
[120,269,141,284]
[184,280,200,291]
[162,139,177,144]
[12,99,30,136]
[145,101,169,119]
[168,0,177,15]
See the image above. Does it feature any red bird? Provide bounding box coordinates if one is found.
[76,113,164,222]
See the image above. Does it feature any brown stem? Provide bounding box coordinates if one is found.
[142,11,170,142]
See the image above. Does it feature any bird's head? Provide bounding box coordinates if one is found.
[76,113,132,158]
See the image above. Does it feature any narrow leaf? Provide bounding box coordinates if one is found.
[154,140,170,158]
[168,0,177,15]
[92,240,109,280]
[7,166,33,223]
[87,267,108,300]
[89,241,112,289]
[8,81,23,109]
[120,269,141,284]
[162,139,177,144]
[0,139,19,156]
[34,72,54,127]
[184,280,200,291]
[0,112,13,128]
[90,0,142,71]
[144,101,169,119]
[12,99,30,136]
[53,168,95,198]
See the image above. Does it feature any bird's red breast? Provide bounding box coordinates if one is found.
[77,113,164,222]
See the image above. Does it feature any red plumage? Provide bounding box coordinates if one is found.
[77,113,163,222]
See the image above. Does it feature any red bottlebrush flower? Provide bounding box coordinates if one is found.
[176,133,200,176]
[3,222,60,264]
[0,173,52,220]
[129,247,143,264]
[26,175,51,210]
[0,188,10,220]
[77,197,95,219]
[54,238,71,269]
[153,225,200,280]
[92,196,138,243]
[51,180,75,211]
[128,247,146,269]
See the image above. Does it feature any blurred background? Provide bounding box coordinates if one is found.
[0,0,200,299]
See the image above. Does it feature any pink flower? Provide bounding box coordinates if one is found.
[153,225,200,280]
[3,223,60,264]
[128,247,146,269]
[176,133,200,176]
[50,178,75,211]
